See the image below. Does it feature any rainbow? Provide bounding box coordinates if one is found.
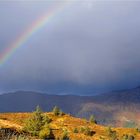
[0,1,70,65]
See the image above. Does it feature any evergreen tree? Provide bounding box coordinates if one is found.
[24,106,45,135]
[53,106,60,116]
[89,115,97,124]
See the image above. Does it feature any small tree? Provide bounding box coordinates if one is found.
[59,109,64,116]
[80,127,85,133]
[24,105,51,136]
[106,126,117,140]
[73,128,79,133]
[106,126,112,136]
[24,106,44,135]
[53,106,60,116]
[89,115,97,124]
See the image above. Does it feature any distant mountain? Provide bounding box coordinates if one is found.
[0,91,95,113]
[0,87,140,127]
[95,86,140,103]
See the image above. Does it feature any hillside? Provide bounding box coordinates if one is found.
[0,112,140,140]
[0,86,140,127]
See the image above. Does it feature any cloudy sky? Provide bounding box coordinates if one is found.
[0,0,140,95]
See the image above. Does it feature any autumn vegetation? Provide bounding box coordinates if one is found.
[0,106,139,140]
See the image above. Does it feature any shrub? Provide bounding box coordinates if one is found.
[99,136,105,140]
[89,115,97,124]
[106,126,112,135]
[136,128,140,133]
[121,134,135,140]
[106,126,117,140]
[39,126,51,139]
[128,135,135,140]
[80,126,95,136]
[110,131,117,140]
[121,134,128,140]
[84,127,94,136]
[43,114,52,124]
[73,128,79,133]
[80,127,85,133]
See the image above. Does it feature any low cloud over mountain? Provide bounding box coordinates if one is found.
[0,1,140,94]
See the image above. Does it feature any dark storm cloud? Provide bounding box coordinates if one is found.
[0,0,140,94]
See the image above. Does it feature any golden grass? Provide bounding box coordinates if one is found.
[0,112,140,140]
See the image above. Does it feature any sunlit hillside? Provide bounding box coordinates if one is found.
[0,108,140,140]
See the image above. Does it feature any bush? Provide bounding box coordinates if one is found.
[121,134,135,140]
[128,135,135,140]
[136,128,140,133]
[80,126,95,136]
[39,126,51,139]
[106,126,112,135]
[106,127,117,140]
[43,114,52,124]
[73,128,79,133]
[110,131,117,140]
[84,127,94,136]
[121,134,128,140]
[80,127,85,133]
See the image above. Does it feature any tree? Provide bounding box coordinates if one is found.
[59,109,64,116]
[73,128,79,133]
[106,126,112,135]
[23,106,51,136]
[106,127,117,140]
[23,106,44,135]
[80,127,85,133]
[53,106,60,116]
[89,115,97,124]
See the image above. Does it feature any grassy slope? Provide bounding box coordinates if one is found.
[0,113,140,140]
